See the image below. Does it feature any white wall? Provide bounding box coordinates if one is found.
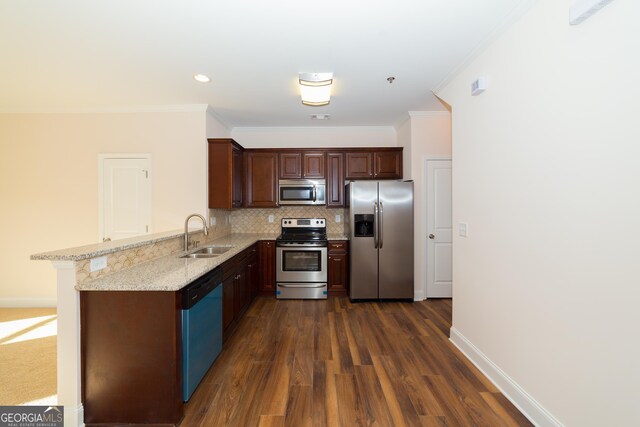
[438,0,640,425]
[0,109,220,306]
[231,126,396,148]
[397,112,452,300]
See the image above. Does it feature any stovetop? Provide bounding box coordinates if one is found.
[277,218,327,245]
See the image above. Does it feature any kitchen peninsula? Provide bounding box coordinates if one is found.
[31,226,348,426]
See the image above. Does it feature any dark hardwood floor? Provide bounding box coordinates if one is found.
[181,298,532,427]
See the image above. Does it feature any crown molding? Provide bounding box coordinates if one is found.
[0,104,209,114]
[231,126,396,133]
[205,105,232,131]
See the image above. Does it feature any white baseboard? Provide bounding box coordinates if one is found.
[449,327,564,427]
[414,288,426,301]
[0,298,57,308]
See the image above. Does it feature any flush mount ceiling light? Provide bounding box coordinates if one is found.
[299,72,333,106]
[193,73,211,83]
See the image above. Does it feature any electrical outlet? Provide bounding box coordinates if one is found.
[90,256,108,272]
[335,214,341,223]
[210,217,216,226]
[268,214,275,223]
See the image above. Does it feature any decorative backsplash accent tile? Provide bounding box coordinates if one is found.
[75,207,345,286]
[76,236,184,285]
[75,211,232,286]
[229,206,347,234]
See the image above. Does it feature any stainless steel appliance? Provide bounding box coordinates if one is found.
[278,179,326,205]
[348,181,414,300]
[276,218,328,299]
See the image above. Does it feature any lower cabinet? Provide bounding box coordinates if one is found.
[328,241,349,295]
[222,243,259,342]
[81,290,184,426]
[258,240,276,295]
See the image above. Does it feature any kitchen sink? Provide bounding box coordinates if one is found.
[179,245,233,259]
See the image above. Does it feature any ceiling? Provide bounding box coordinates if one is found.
[0,0,531,127]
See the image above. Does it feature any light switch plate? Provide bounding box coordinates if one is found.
[210,217,216,226]
[335,214,341,223]
[90,256,108,272]
[458,222,468,237]
[268,214,275,223]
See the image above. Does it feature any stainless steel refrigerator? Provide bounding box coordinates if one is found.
[347,180,414,300]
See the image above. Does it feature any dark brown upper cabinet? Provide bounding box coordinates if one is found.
[302,152,325,178]
[345,149,402,180]
[208,138,243,209]
[345,152,373,179]
[279,151,325,179]
[326,152,345,208]
[373,150,403,179]
[245,151,278,208]
[279,152,302,179]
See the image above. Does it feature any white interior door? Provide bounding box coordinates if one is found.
[100,156,151,241]
[426,159,452,298]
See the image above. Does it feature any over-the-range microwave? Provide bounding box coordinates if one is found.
[278,179,326,205]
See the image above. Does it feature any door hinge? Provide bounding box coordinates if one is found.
[146,225,149,232]
[143,170,148,178]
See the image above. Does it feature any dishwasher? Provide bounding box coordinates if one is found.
[181,267,223,401]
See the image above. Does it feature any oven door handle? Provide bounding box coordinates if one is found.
[277,284,326,288]
[373,202,379,248]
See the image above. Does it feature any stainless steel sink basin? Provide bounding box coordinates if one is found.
[180,253,219,259]
[179,245,233,259]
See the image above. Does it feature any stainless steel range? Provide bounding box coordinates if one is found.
[276,218,328,299]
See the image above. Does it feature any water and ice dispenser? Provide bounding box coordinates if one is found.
[353,214,374,237]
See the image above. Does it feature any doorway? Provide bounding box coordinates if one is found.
[98,155,151,242]
[426,158,452,298]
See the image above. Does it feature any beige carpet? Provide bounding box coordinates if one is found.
[0,308,57,405]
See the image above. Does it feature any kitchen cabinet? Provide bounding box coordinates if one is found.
[258,240,276,295]
[208,138,243,209]
[245,151,279,208]
[345,149,403,180]
[328,241,349,295]
[374,150,403,179]
[222,245,259,342]
[247,246,259,302]
[279,151,325,179]
[326,152,345,208]
[81,291,184,425]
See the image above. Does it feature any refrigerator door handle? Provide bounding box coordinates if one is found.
[373,202,379,248]
[379,201,383,248]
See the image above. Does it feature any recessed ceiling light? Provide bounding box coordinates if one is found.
[193,74,211,83]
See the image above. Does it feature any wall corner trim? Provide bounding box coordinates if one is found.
[449,327,564,427]
[205,105,233,131]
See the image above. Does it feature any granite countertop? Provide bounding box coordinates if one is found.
[327,233,349,240]
[77,233,279,292]
[31,229,191,261]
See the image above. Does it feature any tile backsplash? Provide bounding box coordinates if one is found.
[218,206,348,234]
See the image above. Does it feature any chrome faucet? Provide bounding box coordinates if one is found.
[184,214,209,252]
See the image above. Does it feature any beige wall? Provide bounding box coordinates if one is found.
[231,126,396,148]
[439,0,639,425]
[397,112,452,300]
[0,110,219,306]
